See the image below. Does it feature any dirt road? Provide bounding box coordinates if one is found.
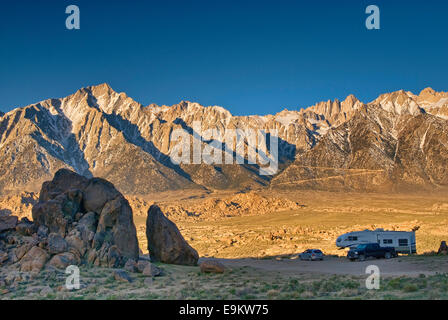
[210,255,448,277]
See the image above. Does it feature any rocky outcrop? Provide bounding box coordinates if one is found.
[146,205,199,266]
[159,191,304,221]
[20,247,49,273]
[199,260,226,273]
[438,241,448,255]
[113,269,133,283]
[47,252,78,269]
[0,169,203,284]
[0,215,18,233]
[15,218,36,236]
[32,169,140,266]
[0,168,211,295]
[0,169,140,274]
[142,262,162,277]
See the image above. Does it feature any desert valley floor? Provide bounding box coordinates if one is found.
[132,189,448,259]
[2,188,448,300]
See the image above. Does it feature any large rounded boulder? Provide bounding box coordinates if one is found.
[146,205,198,266]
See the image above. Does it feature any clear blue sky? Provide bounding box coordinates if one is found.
[1,0,447,115]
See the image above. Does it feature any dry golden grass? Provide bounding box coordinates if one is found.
[3,189,448,300]
[3,259,448,300]
[135,190,448,259]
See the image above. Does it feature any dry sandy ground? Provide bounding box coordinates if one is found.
[159,189,448,259]
[208,255,448,277]
[3,189,448,300]
[3,188,448,265]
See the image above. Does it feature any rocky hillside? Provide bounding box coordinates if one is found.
[0,192,37,219]
[130,191,304,221]
[1,84,447,194]
[161,192,304,221]
[272,89,448,191]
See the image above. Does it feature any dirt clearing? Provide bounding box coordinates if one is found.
[211,255,448,277]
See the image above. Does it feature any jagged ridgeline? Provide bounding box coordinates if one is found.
[1,84,448,194]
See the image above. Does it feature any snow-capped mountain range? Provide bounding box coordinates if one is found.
[1,84,447,194]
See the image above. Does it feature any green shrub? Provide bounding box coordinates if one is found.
[402,284,418,293]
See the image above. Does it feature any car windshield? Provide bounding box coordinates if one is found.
[356,244,367,249]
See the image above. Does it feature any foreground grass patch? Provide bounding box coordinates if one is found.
[2,263,448,300]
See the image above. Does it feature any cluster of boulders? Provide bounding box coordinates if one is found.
[0,169,201,282]
[159,191,304,222]
[0,169,140,274]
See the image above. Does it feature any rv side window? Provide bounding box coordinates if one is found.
[398,239,408,246]
[348,236,358,241]
[383,239,393,244]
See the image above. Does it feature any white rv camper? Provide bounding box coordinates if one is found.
[336,229,416,254]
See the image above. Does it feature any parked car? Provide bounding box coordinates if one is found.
[299,249,324,261]
[347,243,397,261]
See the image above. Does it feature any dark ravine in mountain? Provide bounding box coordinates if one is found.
[1,84,447,195]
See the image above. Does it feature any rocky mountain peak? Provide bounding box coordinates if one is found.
[341,94,362,111]
[60,83,139,116]
[418,87,448,105]
[342,94,360,107]
[374,89,411,103]
[420,87,436,96]
[83,83,114,96]
[300,94,363,126]
[372,89,422,116]
[1,85,448,194]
